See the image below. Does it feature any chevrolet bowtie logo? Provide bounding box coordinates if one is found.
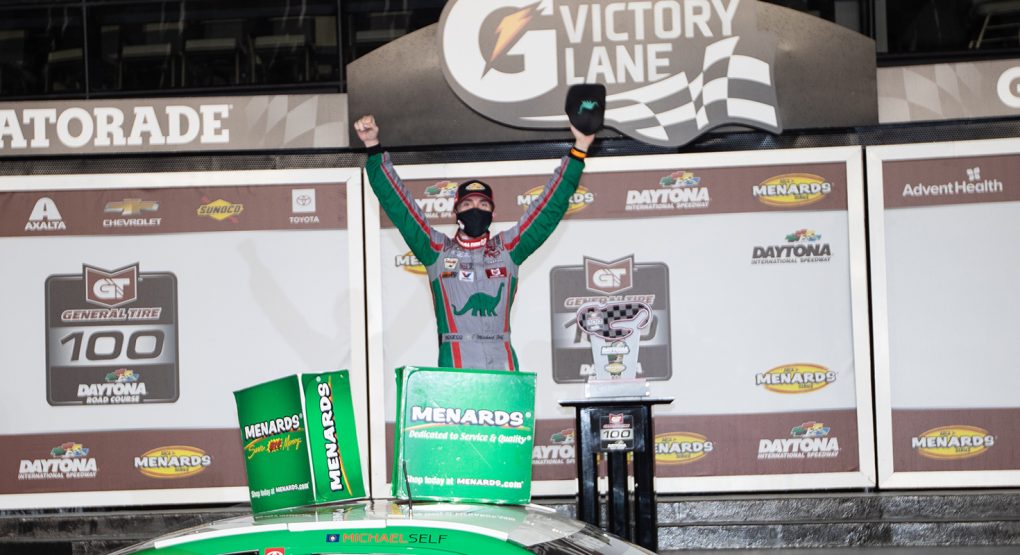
[105,199,159,216]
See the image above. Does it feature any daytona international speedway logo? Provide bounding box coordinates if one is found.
[438,0,782,147]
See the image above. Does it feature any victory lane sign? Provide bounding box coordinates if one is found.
[45,263,179,405]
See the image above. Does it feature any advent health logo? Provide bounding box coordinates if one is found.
[438,0,781,147]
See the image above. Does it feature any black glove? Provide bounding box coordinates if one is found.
[565,84,606,135]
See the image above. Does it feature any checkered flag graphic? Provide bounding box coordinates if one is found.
[578,302,650,340]
[525,36,780,146]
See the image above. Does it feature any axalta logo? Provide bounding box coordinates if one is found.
[758,421,840,460]
[18,442,98,480]
[26,197,67,232]
[655,432,713,464]
[410,406,527,428]
[395,251,427,274]
[317,380,349,492]
[104,198,161,228]
[78,369,147,404]
[626,171,710,211]
[416,181,459,218]
[518,185,594,215]
[912,426,995,460]
[438,0,781,147]
[197,198,244,221]
[753,174,832,207]
[756,363,835,393]
[134,445,212,478]
[751,229,831,265]
[0,104,230,150]
[902,166,1004,198]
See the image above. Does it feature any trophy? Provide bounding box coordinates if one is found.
[576,300,651,398]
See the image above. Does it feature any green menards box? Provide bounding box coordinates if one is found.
[392,366,536,505]
[234,371,365,513]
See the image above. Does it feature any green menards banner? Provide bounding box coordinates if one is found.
[392,366,536,504]
[234,371,365,513]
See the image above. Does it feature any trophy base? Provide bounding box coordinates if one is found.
[585,378,649,398]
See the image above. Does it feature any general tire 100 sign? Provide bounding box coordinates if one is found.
[45,263,180,405]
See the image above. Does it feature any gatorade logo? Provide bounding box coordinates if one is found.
[438,0,781,147]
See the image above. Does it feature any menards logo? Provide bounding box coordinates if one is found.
[517,185,594,215]
[753,173,832,207]
[912,426,995,460]
[655,432,712,464]
[395,251,426,275]
[134,445,212,479]
[756,363,835,394]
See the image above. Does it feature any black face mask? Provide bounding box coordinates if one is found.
[456,208,492,238]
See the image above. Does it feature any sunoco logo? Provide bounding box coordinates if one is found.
[395,251,427,275]
[754,174,832,207]
[417,181,459,218]
[134,445,211,478]
[518,185,594,215]
[758,421,840,460]
[626,170,709,211]
[655,431,712,464]
[751,229,831,265]
[197,198,244,222]
[438,0,781,147]
[912,425,995,460]
[18,442,97,480]
[756,363,835,393]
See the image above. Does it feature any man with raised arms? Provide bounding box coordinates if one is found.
[355,115,595,371]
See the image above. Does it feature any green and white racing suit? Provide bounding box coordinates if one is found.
[366,146,586,371]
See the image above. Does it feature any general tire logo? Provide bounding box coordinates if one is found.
[438,0,781,147]
[550,255,671,383]
[45,263,180,405]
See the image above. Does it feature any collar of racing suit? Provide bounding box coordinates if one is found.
[455,231,489,249]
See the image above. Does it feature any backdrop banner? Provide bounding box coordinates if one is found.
[868,138,1020,488]
[365,146,874,495]
[0,168,368,509]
